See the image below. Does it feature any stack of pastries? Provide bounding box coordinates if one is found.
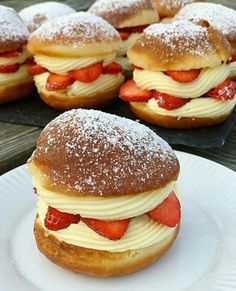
[27,12,124,110]
[119,20,236,128]
[89,0,159,76]
[0,5,34,104]
[29,109,181,277]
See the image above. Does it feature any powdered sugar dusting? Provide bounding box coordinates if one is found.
[0,5,29,44]
[158,0,198,11]
[19,2,76,33]
[34,109,178,196]
[31,11,119,45]
[143,20,213,56]
[174,3,236,41]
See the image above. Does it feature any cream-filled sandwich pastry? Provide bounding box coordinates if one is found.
[89,0,159,76]
[19,2,76,33]
[151,0,205,23]
[174,2,236,80]
[0,5,34,104]
[27,12,124,110]
[120,20,236,129]
[29,109,181,277]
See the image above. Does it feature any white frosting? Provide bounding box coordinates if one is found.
[117,33,141,56]
[36,181,175,219]
[116,56,133,71]
[0,47,29,65]
[147,95,236,118]
[34,72,124,97]
[230,61,236,78]
[34,53,116,75]
[37,198,177,252]
[0,65,31,85]
[133,65,230,98]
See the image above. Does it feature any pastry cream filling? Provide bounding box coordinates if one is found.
[37,198,177,252]
[116,56,133,71]
[36,181,175,220]
[0,47,30,65]
[0,65,31,86]
[229,61,236,77]
[34,72,124,97]
[133,65,230,98]
[34,53,116,75]
[117,33,141,56]
[147,95,236,118]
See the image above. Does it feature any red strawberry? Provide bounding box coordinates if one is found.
[82,217,130,240]
[24,57,36,65]
[147,192,181,227]
[229,53,236,63]
[119,31,130,40]
[44,207,80,231]
[0,49,22,58]
[165,69,201,83]
[119,80,153,102]
[119,25,148,34]
[154,91,190,110]
[27,64,47,75]
[46,73,74,91]
[0,63,19,73]
[102,62,122,74]
[70,62,103,83]
[206,79,236,100]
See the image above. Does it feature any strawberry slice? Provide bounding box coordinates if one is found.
[165,69,201,83]
[46,73,74,91]
[119,80,153,102]
[70,62,103,83]
[206,79,236,100]
[24,57,36,65]
[230,53,236,63]
[147,192,181,227]
[118,25,148,34]
[82,217,130,240]
[119,31,130,40]
[0,63,19,73]
[27,64,47,75]
[154,91,190,110]
[0,49,22,58]
[45,207,80,231]
[102,62,122,74]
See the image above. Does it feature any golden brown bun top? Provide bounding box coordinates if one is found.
[27,12,121,57]
[128,20,231,71]
[0,5,29,53]
[19,2,76,33]
[29,109,179,197]
[152,0,205,18]
[88,0,158,28]
[174,3,236,42]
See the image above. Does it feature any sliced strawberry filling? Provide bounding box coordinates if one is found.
[118,25,148,40]
[120,80,154,102]
[70,62,103,83]
[0,48,22,58]
[206,79,236,100]
[229,53,236,63]
[154,91,190,110]
[102,62,122,74]
[46,74,74,91]
[0,63,19,73]
[27,64,48,75]
[165,69,201,83]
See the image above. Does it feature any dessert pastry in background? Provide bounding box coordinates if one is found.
[27,12,124,110]
[29,109,180,277]
[89,0,159,77]
[19,2,76,33]
[151,0,205,23]
[0,5,34,104]
[120,20,236,128]
[173,2,236,80]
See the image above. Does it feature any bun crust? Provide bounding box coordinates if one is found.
[88,0,158,28]
[34,218,179,277]
[0,5,29,53]
[0,77,34,104]
[36,80,123,110]
[29,109,179,196]
[128,20,231,71]
[27,12,121,57]
[130,102,232,128]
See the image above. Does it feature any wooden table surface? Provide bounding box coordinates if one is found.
[0,0,236,175]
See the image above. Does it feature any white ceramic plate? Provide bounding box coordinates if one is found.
[0,151,236,291]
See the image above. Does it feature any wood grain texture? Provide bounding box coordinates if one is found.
[0,0,235,175]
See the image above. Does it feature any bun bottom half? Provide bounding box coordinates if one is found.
[0,78,35,104]
[34,218,179,277]
[130,102,231,129]
[37,80,124,111]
